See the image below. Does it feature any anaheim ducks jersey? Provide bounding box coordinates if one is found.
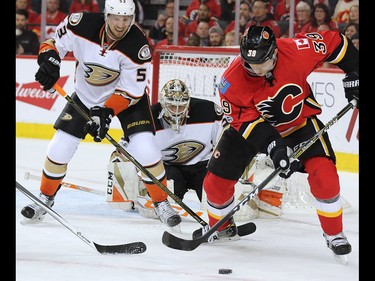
[151,98,224,165]
[52,12,152,109]
[218,30,358,135]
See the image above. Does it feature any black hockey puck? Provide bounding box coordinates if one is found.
[218,268,232,274]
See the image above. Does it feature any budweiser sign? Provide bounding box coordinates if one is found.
[16,76,69,110]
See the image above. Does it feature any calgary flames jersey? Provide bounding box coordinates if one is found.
[52,12,152,109]
[218,30,357,134]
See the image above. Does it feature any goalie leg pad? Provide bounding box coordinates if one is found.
[106,150,141,211]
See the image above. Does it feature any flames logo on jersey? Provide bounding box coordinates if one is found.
[256,84,304,127]
[82,62,120,86]
[161,140,205,165]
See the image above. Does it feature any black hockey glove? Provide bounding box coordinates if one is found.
[35,49,61,91]
[84,106,114,142]
[343,71,359,109]
[267,138,301,179]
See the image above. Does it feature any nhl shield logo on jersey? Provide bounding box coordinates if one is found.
[69,13,83,26]
[138,45,152,60]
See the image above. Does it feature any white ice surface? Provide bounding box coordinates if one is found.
[16,138,359,281]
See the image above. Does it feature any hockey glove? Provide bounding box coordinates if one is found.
[84,106,114,142]
[35,49,61,91]
[343,71,359,109]
[267,139,301,179]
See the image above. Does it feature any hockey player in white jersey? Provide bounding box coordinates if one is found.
[107,79,224,218]
[106,79,286,222]
[21,0,182,229]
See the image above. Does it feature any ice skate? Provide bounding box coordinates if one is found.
[323,232,351,265]
[154,199,182,230]
[193,218,240,243]
[20,193,55,224]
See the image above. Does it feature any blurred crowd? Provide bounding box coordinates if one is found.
[16,0,359,57]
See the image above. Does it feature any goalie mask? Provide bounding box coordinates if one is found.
[240,25,277,78]
[159,79,191,132]
[104,0,135,40]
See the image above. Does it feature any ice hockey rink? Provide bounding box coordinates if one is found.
[15,137,359,281]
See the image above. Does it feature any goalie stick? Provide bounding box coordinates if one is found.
[16,181,146,254]
[162,99,357,251]
[50,84,209,228]
[24,171,105,196]
[24,171,206,221]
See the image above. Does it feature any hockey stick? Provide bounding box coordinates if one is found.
[16,181,146,254]
[24,171,105,196]
[162,99,357,251]
[50,83,208,227]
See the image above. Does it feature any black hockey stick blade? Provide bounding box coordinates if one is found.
[94,242,147,254]
[162,222,256,251]
[16,181,146,255]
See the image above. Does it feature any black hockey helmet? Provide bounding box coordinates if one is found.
[240,25,277,65]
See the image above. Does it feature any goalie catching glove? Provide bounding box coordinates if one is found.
[35,49,61,91]
[342,71,359,108]
[267,138,301,179]
[84,106,114,142]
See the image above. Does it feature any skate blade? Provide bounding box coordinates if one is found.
[207,234,241,244]
[168,224,182,234]
[20,216,45,225]
[333,253,348,265]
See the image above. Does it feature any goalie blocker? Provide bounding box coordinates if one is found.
[107,149,285,221]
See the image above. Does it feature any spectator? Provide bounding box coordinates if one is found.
[16,0,39,28]
[184,3,218,38]
[307,2,338,32]
[348,4,359,24]
[148,13,167,46]
[274,0,301,21]
[332,0,359,24]
[182,0,221,23]
[163,0,186,39]
[290,1,312,35]
[186,32,200,46]
[342,22,359,40]
[154,16,186,48]
[34,0,70,14]
[350,32,358,50]
[196,21,210,46]
[69,0,99,13]
[16,9,40,55]
[164,0,175,17]
[245,0,282,38]
[33,0,68,39]
[317,22,332,31]
[224,30,236,46]
[224,1,252,36]
[208,25,224,46]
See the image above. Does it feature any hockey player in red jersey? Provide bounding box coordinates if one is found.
[20,0,182,229]
[198,25,359,258]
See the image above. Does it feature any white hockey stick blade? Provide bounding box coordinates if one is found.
[16,181,146,254]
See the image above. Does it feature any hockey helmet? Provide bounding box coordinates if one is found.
[159,79,191,131]
[240,25,277,65]
[105,0,135,17]
[104,0,135,39]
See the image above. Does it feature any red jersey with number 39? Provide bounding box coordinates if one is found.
[218,31,349,134]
